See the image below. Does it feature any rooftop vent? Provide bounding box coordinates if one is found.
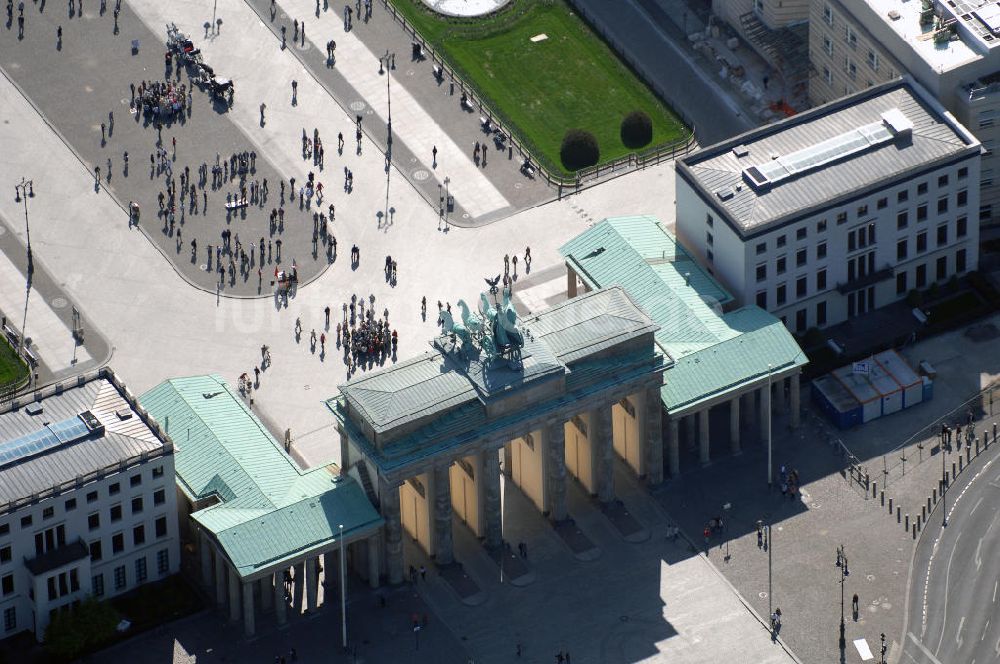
[715,186,736,201]
[732,144,749,158]
[881,108,913,137]
[25,403,43,416]
[115,408,133,421]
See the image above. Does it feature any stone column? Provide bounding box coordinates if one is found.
[668,418,680,478]
[684,414,697,451]
[380,479,404,585]
[743,391,757,434]
[591,405,614,502]
[242,581,255,637]
[730,396,741,455]
[292,562,305,613]
[545,420,568,521]
[214,548,227,606]
[261,576,273,611]
[228,568,241,623]
[324,551,337,590]
[367,535,381,588]
[774,376,786,413]
[433,464,455,565]
[699,408,711,466]
[483,448,503,549]
[567,266,578,298]
[759,385,770,442]
[644,389,664,485]
[790,372,801,428]
[199,530,212,587]
[503,443,513,479]
[274,571,287,626]
[305,557,318,612]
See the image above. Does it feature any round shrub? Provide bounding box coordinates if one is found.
[620,110,653,148]
[560,129,600,171]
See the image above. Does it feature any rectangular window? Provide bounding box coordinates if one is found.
[824,35,833,55]
[92,574,104,598]
[755,242,766,255]
[755,291,767,308]
[937,224,948,247]
[796,248,807,267]
[20,516,31,528]
[956,248,967,273]
[110,505,122,523]
[796,227,807,241]
[157,549,170,575]
[86,491,98,504]
[857,204,868,218]
[133,525,145,547]
[796,276,807,298]
[42,507,54,521]
[109,483,120,497]
[936,256,947,281]
[777,235,787,248]
[70,569,79,593]
[823,66,832,85]
[88,513,100,531]
[776,256,787,275]
[135,557,147,584]
[47,577,56,601]
[817,219,827,233]
[776,284,787,306]
[937,197,948,215]
[795,309,807,333]
[817,269,827,291]
[112,533,124,555]
[3,606,15,632]
[129,474,142,488]
[131,497,143,515]
[982,204,993,221]
[897,239,908,261]
[916,264,927,288]
[816,301,827,327]
[846,25,857,48]
[706,232,714,247]
[897,211,908,230]
[64,498,76,512]
[896,271,907,295]
[877,197,887,210]
[153,489,166,506]
[938,174,949,188]
[89,540,102,562]
[756,264,767,282]
[917,231,927,253]
[706,249,714,263]
[898,190,909,203]
[837,211,847,225]
[0,546,8,564]
[114,565,126,590]
[155,516,168,539]
[957,216,967,238]
[867,50,879,71]
[917,204,928,222]
[957,189,967,207]
[848,231,857,252]
[152,466,164,480]
[0,524,8,537]
[958,166,968,180]
[917,182,928,196]
[1,574,12,597]
[817,242,827,260]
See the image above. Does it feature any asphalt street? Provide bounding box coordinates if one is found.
[901,441,1000,664]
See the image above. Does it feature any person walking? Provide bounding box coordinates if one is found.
[260,102,266,126]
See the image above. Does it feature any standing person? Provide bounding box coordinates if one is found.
[260,102,266,125]
[324,306,331,328]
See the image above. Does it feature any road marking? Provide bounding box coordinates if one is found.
[975,538,983,570]
[908,632,945,664]
[994,579,998,603]
[956,615,965,648]
[970,496,984,515]
[995,635,1000,657]
[982,619,989,641]
[934,532,962,656]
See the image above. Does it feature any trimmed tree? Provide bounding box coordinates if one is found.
[44,598,121,661]
[620,110,653,149]
[560,129,600,171]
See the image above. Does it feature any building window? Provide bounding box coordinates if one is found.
[92,574,104,598]
[131,497,143,515]
[824,3,833,24]
[777,235,787,248]
[867,50,878,71]
[705,213,714,228]
[0,546,9,564]
[135,557,147,583]
[4,607,15,632]
[795,309,807,333]
[937,197,948,215]
[110,505,122,523]
[898,189,909,203]
[154,489,166,506]
[936,256,947,281]
[824,35,833,55]
[756,291,767,308]
[956,248,967,273]
[980,113,995,129]
[112,533,124,555]
[817,269,827,291]
[857,204,868,218]
[706,232,714,248]
[0,524,8,537]
[957,216,967,238]
[776,284,787,306]
[755,242,766,255]
[64,498,76,512]
[796,276,807,298]
[114,565,126,590]
[133,525,145,547]
[88,513,100,531]
[897,211,908,230]
[817,242,827,260]
[817,219,827,233]
[917,182,928,196]
[86,490,98,504]
[897,239,908,261]
[776,256,787,275]
[796,248,807,267]
[796,227,807,241]
[917,231,927,253]
[917,204,928,222]
[836,211,847,225]
[130,474,142,488]
[20,516,31,528]
[155,517,168,539]
[846,59,857,79]
[157,549,170,576]
[816,301,827,326]
[938,174,949,188]
[756,264,767,282]
[957,189,967,207]
[109,483,120,497]
[2,574,13,597]
[152,466,164,480]
[937,224,948,247]
[848,231,856,252]
[982,205,993,221]
[70,568,79,593]
[89,540,102,562]
[877,197,887,210]
[846,25,857,48]
[896,271,907,295]
[958,166,968,180]
[916,264,927,288]
[42,507,54,521]
[823,66,832,84]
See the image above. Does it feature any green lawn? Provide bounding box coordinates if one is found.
[390,0,688,176]
[0,338,27,387]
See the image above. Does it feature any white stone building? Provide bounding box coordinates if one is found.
[0,368,180,641]
[675,79,982,332]
[809,0,1000,225]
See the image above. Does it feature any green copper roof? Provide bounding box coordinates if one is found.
[141,375,381,578]
[561,216,807,414]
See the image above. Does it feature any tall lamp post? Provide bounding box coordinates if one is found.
[767,363,773,489]
[443,176,451,226]
[13,178,34,361]
[837,544,848,650]
[940,423,950,526]
[339,523,347,650]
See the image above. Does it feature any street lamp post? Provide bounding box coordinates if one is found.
[339,523,347,650]
[722,502,732,562]
[941,423,949,527]
[837,544,848,650]
[13,178,34,361]
[443,176,451,226]
[767,363,773,489]
[767,522,772,618]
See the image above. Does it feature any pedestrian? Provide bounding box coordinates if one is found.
[260,102,266,125]
[419,565,426,580]
[100,122,106,143]
[432,144,437,165]
[325,306,331,327]
[254,366,260,384]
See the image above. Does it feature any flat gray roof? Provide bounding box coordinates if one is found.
[677,79,980,238]
[0,374,168,506]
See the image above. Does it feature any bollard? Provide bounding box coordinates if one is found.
[976,438,980,455]
[927,496,932,513]
[880,490,885,506]
[960,456,964,472]
[889,497,894,514]
[922,505,926,521]
[967,447,972,464]
[866,473,870,492]
[871,480,876,498]
[953,462,957,479]
[933,488,937,503]
[994,422,997,442]
[905,514,909,530]
[897,506,901,523]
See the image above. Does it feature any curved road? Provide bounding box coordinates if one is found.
[901,445,1000,664]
